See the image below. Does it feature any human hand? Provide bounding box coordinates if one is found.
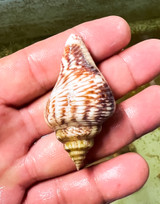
[0,16,160,204]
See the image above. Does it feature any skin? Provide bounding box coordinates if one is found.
[0,16,160,204]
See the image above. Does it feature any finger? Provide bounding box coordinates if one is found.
[12,85,159,186]
[0,16,130,106]
[99,39,160,98]
[23,153,148,204]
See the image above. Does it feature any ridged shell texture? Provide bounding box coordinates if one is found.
[45,34,116,170]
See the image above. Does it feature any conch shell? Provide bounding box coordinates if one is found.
[45,34,116,170]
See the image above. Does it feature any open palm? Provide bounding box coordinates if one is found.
[0,16,160,204]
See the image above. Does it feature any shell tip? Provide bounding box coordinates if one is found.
[76,165,80,171]
[75,162,83,171]
[65,33,81,46]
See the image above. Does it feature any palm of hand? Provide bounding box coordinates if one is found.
[0,16,160,204]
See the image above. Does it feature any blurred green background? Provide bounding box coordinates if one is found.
[0,0,159,203]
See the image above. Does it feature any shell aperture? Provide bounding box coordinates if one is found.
[45,34,116,170]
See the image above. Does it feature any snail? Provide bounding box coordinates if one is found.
[44,34,116,170]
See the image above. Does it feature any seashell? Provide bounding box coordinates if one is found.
[44,34,116,170]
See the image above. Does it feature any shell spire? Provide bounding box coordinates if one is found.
[45,34,116,170]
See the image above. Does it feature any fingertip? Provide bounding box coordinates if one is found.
[75,16,131,61]
[108,15,131,47]
[123,85,160,137]
[125,152,149,186]
[120,39,160,85]
[93,152,149,202]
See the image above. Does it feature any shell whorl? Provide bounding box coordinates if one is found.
[45,34,116,170]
